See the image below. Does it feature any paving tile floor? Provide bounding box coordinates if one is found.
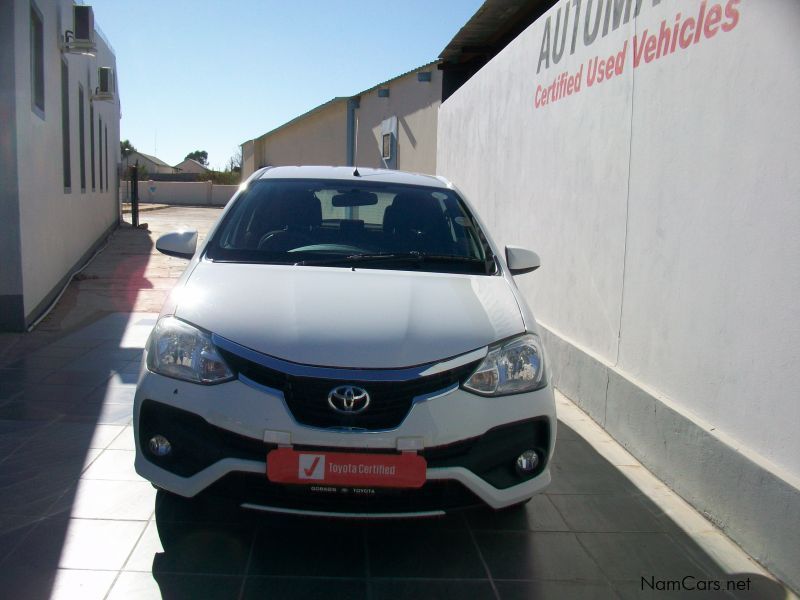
[0,208,795,599]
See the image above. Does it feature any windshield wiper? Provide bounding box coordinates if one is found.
[294,252,484,267]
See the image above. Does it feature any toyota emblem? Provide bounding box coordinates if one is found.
[328,385,370,414]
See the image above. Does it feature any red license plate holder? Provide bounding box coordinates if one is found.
[267,448,426,489]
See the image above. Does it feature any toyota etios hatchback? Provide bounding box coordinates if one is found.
[134,166,556,517]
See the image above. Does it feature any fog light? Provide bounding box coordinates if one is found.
[148,435,172,457]
[516,450,539,475]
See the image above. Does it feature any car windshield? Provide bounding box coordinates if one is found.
[205,178,496,275]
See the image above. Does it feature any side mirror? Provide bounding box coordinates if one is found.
[156,230,198,259]
[506,245,541,275]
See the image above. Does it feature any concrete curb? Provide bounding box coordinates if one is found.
[121,203,170,214]
[541,326,800,594]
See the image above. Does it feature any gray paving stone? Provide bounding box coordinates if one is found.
[126,519,253,575]
[60,479,155,520]
[548,494,666,533]
[110,572,244,600]
[496,580,619,600]
[577,532,714,583]
[81,449,140,481]
[466,494,570,532]
[475,531,606,582]
[368,527,486,579]
[243,577,366,600]
[49,569,117,600]
[372,579,495,600]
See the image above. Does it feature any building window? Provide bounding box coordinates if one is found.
[104,125,108,193]
[78,85,86,192]
[382,133,392,160]
[98,116,103,191]
[30,3,44,116]
[90,104,95,190]
[61,58,71,192]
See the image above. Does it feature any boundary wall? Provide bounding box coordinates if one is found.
[437,0,800,589]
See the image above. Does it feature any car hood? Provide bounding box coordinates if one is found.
[173,262,525,368]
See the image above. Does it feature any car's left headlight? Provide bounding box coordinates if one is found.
[146,316,233,384]
[462,333,545,396]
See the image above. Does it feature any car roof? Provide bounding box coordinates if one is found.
[255,165,450,189]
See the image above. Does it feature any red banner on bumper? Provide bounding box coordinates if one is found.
[267,448,427,489]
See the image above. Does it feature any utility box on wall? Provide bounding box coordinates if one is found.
[380,116,397,170]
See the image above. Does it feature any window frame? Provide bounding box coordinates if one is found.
[30,1,45,119]
[104,124,109,193]
[90,102,95,191]
[381,133,392,160]
[61,57,71,193]
[78,83,86,193]
[98,116,103,191]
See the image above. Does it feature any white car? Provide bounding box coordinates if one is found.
[134,166,556,518]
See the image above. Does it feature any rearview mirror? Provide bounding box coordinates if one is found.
[156,230,198,259]
[506,245,541,275]
[332,190,379,207]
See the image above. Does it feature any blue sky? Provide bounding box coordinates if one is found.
[90,0,483,170]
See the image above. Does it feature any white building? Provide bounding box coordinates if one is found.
[241,62,442,177]
[124,150,174,176]
[437,0,800,590]
[173,157,210,175]
[0,1,120,331]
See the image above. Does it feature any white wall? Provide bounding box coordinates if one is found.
[211,184,237,206]
[140,181,210,205]
[355,68,442,174]
[618,1,800,474]
[438,0,799,585]
[124,181,236,207]
[14,0,121,321]
[252,101,348,170]
[241,140,255,178]
[439,0,800,481]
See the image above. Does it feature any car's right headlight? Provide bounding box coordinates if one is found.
[462,333,545,396]
[146,316,233,384]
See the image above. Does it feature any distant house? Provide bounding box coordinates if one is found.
[173,158,210,174]
[124,151,174,175]
[241,61,442,177]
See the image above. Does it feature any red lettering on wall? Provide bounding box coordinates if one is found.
[722,0,741,33]
[679,18,695,49]
[534,1,744,110]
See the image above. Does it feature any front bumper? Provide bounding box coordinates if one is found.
[134,368,556,513]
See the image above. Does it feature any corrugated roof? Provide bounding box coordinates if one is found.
[245,97,349,145]
[354,60,440,97]
[439,0,552,64]
[134,151,172,168]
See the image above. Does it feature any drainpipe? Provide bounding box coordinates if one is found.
[346,96,360,167]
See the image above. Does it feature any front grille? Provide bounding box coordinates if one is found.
[220,349,480,430]
[140,400,551,491]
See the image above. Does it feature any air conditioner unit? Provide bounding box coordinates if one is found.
[93,67,114,101]
[63,5,97,55]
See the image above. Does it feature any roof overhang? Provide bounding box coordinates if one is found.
[439,0,555,68]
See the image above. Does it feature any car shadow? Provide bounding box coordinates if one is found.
[148,422,789,599]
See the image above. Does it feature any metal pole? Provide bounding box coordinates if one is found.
[131,159,139,228]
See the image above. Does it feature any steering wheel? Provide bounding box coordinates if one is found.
[257,229,314,252]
